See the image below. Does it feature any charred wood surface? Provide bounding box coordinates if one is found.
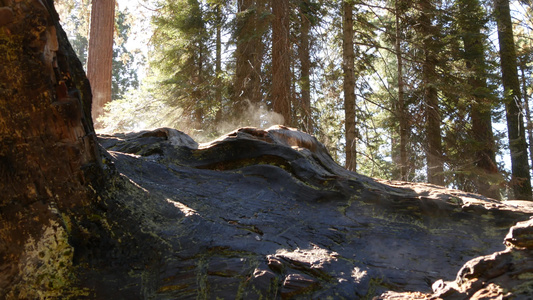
[92,126,533,298]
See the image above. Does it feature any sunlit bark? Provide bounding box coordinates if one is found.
[87,0,115,126]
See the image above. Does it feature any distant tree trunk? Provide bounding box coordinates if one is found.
[298,1,313,133]
[0,0,103,295]
[234,0,266,117]
[215,2,222,122]
[418,0,444,185]
[495,0,533,200]
[194,15,206,130]
[87,0,115,127]
[457,0,500,199]
[271,0,292,125]
[519,58,533,179]
[469,84,500,198]
[395,0,408,181]
[343,0,357,172]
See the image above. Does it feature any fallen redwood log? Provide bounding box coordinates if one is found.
[92,126,533,299]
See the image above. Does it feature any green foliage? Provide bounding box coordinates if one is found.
[112,9,140,100]
[55,0,91,66]
[62,0,533,196]
[150,0,219,131]
[99,83,175,133]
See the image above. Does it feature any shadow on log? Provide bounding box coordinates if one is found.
[1,1,533,299]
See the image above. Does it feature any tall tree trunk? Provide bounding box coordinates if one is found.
[87,0,115,127]
[0,0,103,295]
[298,1,312,133]
[495,0,533,200]
[343,0,357,172]
[395,0,408,181]
[519,58,533,179]
[234,0,266,119]
[457,0,500,199]
[194,21,206,130]
[419,0,444,185]
[215,2,222,121]
[271,0,292,125]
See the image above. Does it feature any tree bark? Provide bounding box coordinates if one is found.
[0,0,103,296]
[87,0,115,126]
[342,1,357,172]
[271,0,292,125]
[495,0,532,200]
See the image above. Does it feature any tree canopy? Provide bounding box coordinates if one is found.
[58,0,533,200]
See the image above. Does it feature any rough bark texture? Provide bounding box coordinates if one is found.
[495,0,532,200]
[95,126,533,298]
[0,0,104,297]
[271,0,292,125]
[87,0,115,125]
[343,0,357,172]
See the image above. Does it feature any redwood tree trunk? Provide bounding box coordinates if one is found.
[0,0,103,296]
[298,1,313,133]
[343,0,357,172]
[495,0,532,200]
[271,0,292,125]
[87,0,115,126]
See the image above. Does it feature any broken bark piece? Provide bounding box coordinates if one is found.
[281,273,319,298]
[267,256,285,274]
[504,218,533,249]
